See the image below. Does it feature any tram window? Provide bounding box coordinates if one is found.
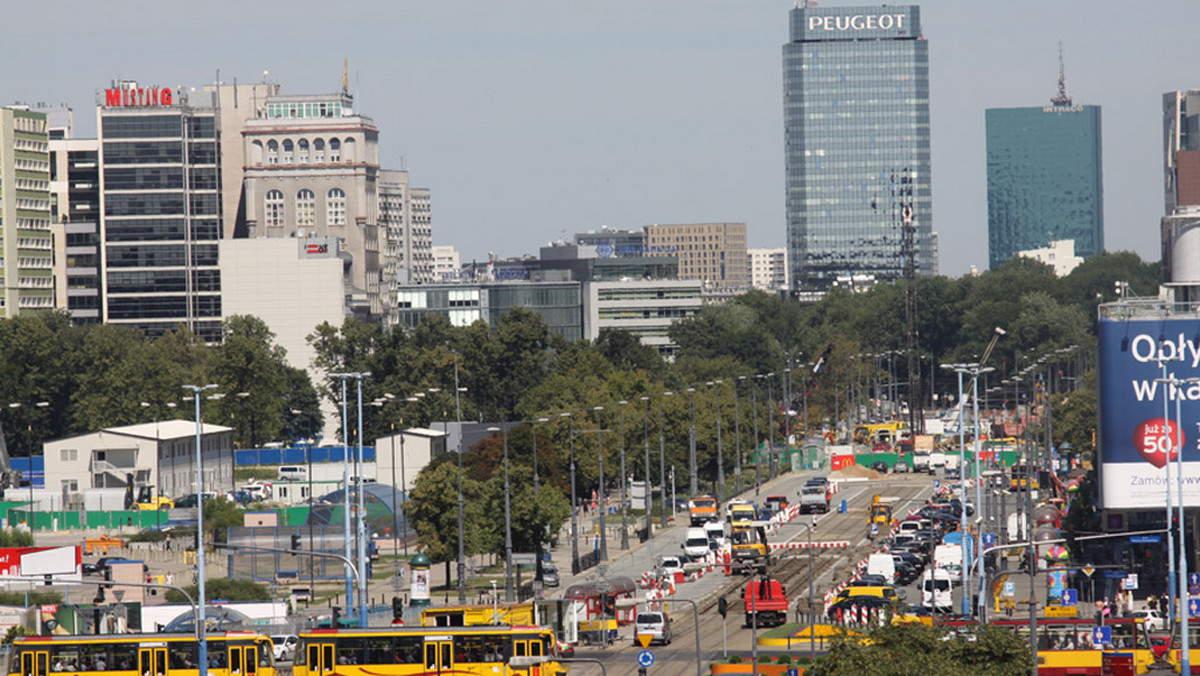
[365,638,394,664]
[208,650,227,670]
[246,648,257,675]
[424,645,436,670]
[394,638,421,665]
[335,639,363,665]
[257,643,271,668]
[321,645,333,671]
[80,645,110,671]
[230,648,243,675]
[50,646,80,671]
[452,636,484,663]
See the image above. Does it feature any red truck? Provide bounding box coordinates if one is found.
[744,577,789,627]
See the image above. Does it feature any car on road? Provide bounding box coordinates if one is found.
[271,635,298,661]
[894,461,910,473]
[826,595,893,619]
[634,612,672,645]
[659,556,685,578]
[1130,608,1164,632]
[542,563,560,587]
[1149,635,1170,659]
[871,461,890,474]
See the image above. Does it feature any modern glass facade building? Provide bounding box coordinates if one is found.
[98,83,223,342]
[783,4,933,292]
[986,104,1103,269]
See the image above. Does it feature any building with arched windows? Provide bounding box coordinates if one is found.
[239,90,433,325]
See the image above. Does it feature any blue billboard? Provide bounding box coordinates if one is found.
[1098,317,1200,509]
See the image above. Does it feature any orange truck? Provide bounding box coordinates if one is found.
[688,496,718,527]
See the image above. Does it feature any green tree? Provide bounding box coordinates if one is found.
[811,619,1031,675]
[210,315,290,448]
[201,497,244,543]
[404,458,486,585]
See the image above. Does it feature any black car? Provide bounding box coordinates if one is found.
[871,461,890,474]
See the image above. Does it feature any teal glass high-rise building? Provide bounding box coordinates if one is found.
[783,4,933,293]
[986,98,1103,269]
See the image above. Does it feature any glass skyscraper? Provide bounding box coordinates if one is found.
[986,102,1103,269]
[783,4,933,293]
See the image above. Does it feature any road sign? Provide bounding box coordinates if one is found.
[1191,583,1200,596]
[636,633,652,648]
[511,553,537,565]
[787,670,800,676]
[1130,535,1161,544]
[1092,626,1111,646]
[933,479,940,489]
[1190,599,1200,618]
[1191,572,1200,587]
[1003,581,1015,598]
[983,533,996,549]
[637,650,655,668]
[1122,574,1138,590]
[1062,589,1077,606]
[1081,565,1095,578]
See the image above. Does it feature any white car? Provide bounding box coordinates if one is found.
[1131,608,1164,632]
[271,635,298,661]
[659,556,685,578]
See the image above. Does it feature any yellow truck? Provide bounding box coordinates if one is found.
[868,495,898,538]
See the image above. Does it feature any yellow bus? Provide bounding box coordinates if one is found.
[10,632,274,676]
[295,626,565,676]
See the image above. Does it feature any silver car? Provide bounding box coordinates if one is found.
[634,612,672,645]
[541,563,560,587]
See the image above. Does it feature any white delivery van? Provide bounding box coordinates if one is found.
[922,568,953,612]
[277,466,307,482]
[683,528,711,558]
[933,543,963,584]
[928,451,946,472]
[703,521,728,550]
[866,552,896,585]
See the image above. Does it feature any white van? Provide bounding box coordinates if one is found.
[933,543,963,584]
[277,466,307,482]
[683,528,711,558]
[866,552,896,586]
[922,568,952,612]
[703,521,728,550]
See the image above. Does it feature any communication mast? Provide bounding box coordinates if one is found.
[1049,42,1073,107]
[896,168,923,433]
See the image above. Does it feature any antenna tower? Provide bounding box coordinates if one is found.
[1050,42,1073,107]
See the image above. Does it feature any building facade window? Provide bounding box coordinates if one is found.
[297,189,316,227]
[282,139,294,164]
[327,188,346,226]
[313,138,325,163]
[266,140,278,165]
[329,138,341,162]
[297,138,309,163]
[265,189,285,228]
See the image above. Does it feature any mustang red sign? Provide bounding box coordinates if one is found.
[105,87,173,107]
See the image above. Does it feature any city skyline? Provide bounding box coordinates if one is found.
[3,0,1196,277]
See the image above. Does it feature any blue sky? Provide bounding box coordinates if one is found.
[5,0,1197,276]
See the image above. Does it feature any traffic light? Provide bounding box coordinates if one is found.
[717,596,728,619]
[291,534,302,551]
[331,606,341,627]
[392,596,403,620]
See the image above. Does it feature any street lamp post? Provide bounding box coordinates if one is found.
[562,412,580,574]
[658,394,671,528]
[711,381,725,503]
[752,377,761,491]
[452,353,468,603]
[942,363,970,616]
[639,396,653,544]
[617,401,629,551]
[734,377,745,494]
[1159,373,1200,672]
[487,427,514,602]
[182,383,216,671]
[766,375,776,479]
[687,389,698,496]
[353,373,369,627]
[594,406,608,562]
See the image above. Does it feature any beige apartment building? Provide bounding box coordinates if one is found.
[643,222,747,295]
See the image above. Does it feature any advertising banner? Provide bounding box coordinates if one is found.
[1097,317,1200,509]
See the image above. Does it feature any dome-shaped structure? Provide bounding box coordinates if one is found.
[161,605,254,633]
[308,484,409,538]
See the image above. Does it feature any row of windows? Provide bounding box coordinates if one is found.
[15,217,50,230]
[266,101,346,119]
[106,243,218,268]
[105,218,219,243]
[12,137,48,153]
[264,188,346,227]
[103,141,183,165]
[13,157,49,173]
[108,269,221,293]
[252,137,352,165]
[107,294,221,320]
[105,193,219,217]
[13,197,49,211]
[10,115,46,133]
